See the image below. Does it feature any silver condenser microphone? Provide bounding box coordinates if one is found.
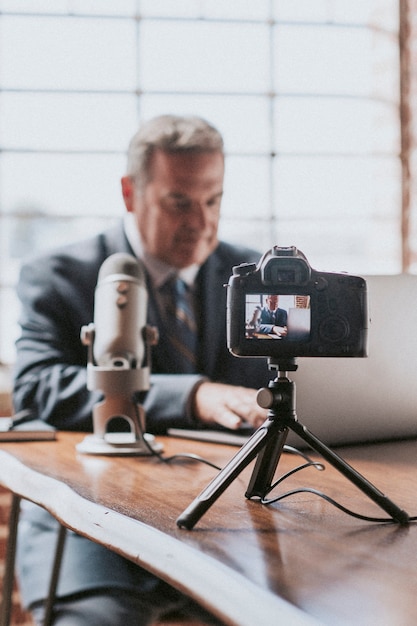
[93,252,147,369]
[77,253,161,455]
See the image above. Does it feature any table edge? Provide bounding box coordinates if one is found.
[0,448,319,626]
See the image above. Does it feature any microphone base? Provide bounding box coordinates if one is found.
[76,432,163,456]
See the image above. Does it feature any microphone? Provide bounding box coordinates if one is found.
[93,252,147,369]
[77,253,161,456]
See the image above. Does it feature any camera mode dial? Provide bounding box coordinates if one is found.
[233,262,257,277]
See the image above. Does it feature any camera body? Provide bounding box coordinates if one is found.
[227,246,368,359]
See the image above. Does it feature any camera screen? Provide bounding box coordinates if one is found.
[245,294,311,342]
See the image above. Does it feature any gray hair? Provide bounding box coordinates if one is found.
[126,114,224,189]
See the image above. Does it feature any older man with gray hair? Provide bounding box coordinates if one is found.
[13,114,271,625]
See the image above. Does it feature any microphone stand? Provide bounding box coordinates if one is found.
[177,358,409,529]
[76,324,162,456]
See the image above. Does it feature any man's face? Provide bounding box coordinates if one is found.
[266,295,279,310]
[122,149,224,269]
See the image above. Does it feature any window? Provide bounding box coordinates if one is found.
[0,1,404,364]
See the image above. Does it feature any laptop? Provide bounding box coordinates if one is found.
[169,274,417,448]
[291,273,417,447]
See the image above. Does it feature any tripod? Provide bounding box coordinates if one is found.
[177,358,410,530]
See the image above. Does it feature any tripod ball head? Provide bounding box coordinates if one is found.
[257,387,281,409]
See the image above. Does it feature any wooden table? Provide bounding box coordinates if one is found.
[0,431,417,625]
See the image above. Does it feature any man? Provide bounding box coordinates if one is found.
[258,295,288,337]
[13,115,272,625]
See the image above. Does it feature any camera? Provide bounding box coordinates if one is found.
[227,246,368,359]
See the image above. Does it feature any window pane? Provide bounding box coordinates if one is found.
[219,218,274,253]
[274,98,399,154]
[139,21,270,92]
[274,155,400,219]
[274,24,398,99]
[0,215,117,276]
[276,216,401,275]
[1,153,126,217]
[0,93,138,151]
[222,156,271,220]
[140,0,270,20]
[0,16,136,90]
[274,0,397,29]
[0,0,136,15]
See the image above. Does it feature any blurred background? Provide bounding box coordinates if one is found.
[0,0,416,369]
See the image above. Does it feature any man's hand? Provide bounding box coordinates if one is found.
[192,381,268,430]
[272,325,287,337]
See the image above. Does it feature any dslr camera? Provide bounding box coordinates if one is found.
[227,246,368,359]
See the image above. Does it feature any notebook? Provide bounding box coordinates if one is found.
[0,418,56,441]
[169,274,417,448]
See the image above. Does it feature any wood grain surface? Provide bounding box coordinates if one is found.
[1,432,416,626]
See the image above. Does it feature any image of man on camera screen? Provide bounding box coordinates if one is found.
[258,295,288,337]
[246,294,288,338]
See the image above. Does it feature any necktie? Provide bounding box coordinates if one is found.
[162,276,198,373]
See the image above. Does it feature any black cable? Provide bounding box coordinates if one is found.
[268,460,325,488]
[260,463,417,523]
[133,396,417,522]
[284,445,325,467]
[132,397,222,470]
[261,486,417,523]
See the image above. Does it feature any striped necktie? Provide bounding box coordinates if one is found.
[163,276,198,373]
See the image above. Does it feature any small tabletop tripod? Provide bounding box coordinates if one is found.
[177,358,410,530]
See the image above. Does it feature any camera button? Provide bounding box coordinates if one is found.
[314,276,328,291]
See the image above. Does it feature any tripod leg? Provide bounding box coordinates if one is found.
[245,429,288,499]
[290,419,409,524]
[177,417,284,529]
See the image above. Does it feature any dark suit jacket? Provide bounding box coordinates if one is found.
[13,222,273,606]
[13,221,271,433]
[258,306,288,334]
